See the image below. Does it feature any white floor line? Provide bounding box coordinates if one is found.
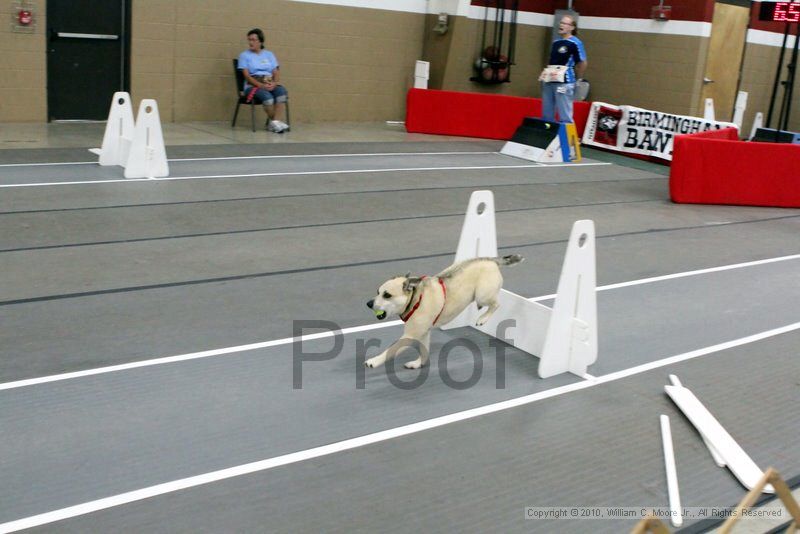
[2,252,797,392]
[2,321,798,533]
[529,252,800,302]
[0,162,611,188]
[0,320,403,392]
[0,161,99,168]
[0,151,501,168]
[0,177,153,187]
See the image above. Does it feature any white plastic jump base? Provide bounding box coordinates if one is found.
[89,91,135,167]
[124,99,169,179]
[439,190,598,379]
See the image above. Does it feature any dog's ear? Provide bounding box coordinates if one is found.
[403,276,423,293]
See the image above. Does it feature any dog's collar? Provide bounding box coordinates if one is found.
[399,276,426,322]
[399,276,447,325]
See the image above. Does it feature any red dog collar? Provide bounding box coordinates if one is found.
[400,277,447,325]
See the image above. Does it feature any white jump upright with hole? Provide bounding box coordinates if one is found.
[124,99,169,179]
[90,94,169,179]
[89,91,135,167]
[440,190,598,379]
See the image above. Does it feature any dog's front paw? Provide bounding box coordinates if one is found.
[365,356,384,368]
[476,317,488,326]
[404,359,424,369]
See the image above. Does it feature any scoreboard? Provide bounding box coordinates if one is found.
[759,1,800,22]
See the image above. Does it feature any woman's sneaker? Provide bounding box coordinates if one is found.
[269,120,290,133]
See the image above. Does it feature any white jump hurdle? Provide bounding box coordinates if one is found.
[89,91,135,167]
[440,190,598,379]
[124,99,169,179]
[89,93,169,179]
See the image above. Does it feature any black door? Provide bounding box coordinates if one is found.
[46,0,131,121]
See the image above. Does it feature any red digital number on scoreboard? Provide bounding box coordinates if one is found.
[774,2,800,22]
[760,1,800,22]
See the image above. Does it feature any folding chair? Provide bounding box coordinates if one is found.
[232,58,258,132]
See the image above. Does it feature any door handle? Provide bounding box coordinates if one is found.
[703,77,714,84]
[55,32,119,40]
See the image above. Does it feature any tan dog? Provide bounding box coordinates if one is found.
[365,255,523,369]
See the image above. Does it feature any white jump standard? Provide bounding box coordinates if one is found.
[124,99,168,179]
[89,91,134,167]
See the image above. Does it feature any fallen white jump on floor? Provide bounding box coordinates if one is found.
[660,414,683,527]
[665,375,774,493]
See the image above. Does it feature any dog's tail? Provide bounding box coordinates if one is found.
[496,254,524,266]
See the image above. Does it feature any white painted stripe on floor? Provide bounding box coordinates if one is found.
[0,162,611,188]
[530,253,800,302]
[596,322,800,382]
[2,321,798,533]
[0,320,403,392]
[0,151,500,167]
[0,161,99,168]
[1,252,797,392]
[598,253,800,291]
[0,177,153,187]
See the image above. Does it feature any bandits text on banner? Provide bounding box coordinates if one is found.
[581,102,738,160]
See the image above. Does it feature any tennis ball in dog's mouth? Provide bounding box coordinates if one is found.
[374,309,387,320]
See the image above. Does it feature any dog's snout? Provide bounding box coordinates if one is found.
[366,299,374,309]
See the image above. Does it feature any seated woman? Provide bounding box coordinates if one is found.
[238,28,289,133]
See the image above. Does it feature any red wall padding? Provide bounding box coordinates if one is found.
[670,127,800,208]
[405,88,590,140]
[675,127,740,142]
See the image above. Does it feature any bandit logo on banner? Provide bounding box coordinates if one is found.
[581,102,738,160]
[592,105,623,147]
